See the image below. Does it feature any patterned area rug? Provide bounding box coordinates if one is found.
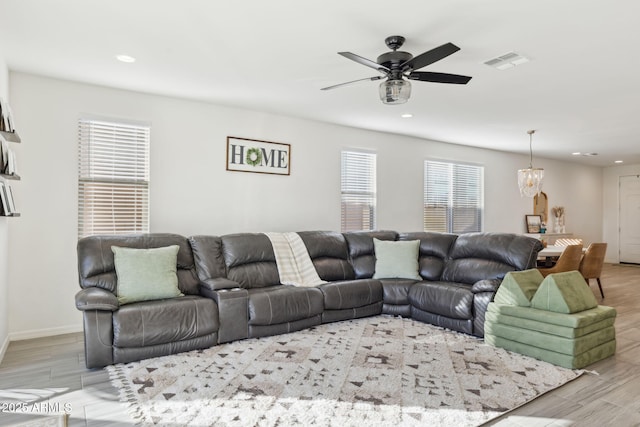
[107,316,582,426]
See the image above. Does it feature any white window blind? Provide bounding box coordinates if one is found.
[78,118,150,238]
[424,160,483,233]
[341,150,376,232]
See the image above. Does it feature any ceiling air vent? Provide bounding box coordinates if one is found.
[484,52,530,70]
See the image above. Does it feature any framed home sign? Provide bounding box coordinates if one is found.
[226,136,290,175]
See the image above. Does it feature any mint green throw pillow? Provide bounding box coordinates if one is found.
[531,270,598,314]
[372,238,421,280]
[112,245,183,305]
[493,269,544,307]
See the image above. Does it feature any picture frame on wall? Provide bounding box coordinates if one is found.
[525,214,542,233]
[226,136,291,176]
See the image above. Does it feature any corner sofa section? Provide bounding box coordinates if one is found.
[342,231,541,337]
[76,230,542,368]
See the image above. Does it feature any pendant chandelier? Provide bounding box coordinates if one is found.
[517,130,544,197]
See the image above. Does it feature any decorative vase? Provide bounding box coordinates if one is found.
[554,217,562,233]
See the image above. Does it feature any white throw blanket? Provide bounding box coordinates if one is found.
[265,232,327,287]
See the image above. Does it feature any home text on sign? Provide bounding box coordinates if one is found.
[226,137,290,175]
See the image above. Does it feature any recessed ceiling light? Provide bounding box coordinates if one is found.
[615,160,623,164]
[583,152,598,156]
[571,152,581,156]
[401,113,413,118]
[116,54,136,63]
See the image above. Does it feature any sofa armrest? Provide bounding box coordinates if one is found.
[212,288,249,343]
[472,278,502,337]
[75,287,119,311]
[471,278,501,293]
[199,278,242,297]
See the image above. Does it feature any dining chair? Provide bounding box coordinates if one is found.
[579,242,607,298]
[537,244,583,277]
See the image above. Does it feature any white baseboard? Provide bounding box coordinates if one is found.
[9,324,83,342]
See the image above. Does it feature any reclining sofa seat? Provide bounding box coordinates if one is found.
[75,234,219,368]
[189,233,325,341]
[298,231,384,323]
[408,232,541,336]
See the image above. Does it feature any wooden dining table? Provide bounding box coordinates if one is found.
[538,245,567,258]
[537,245,586,267]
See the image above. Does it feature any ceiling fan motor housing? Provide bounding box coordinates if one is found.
[377,51,413,78]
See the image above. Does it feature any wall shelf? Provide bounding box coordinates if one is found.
[0,173,20,180]
[0,124,21,217]
[0,130,21,143]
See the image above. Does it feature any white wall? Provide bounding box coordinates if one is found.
[7,72,604,337]
[0,51,9,359]
[603,163,640,263]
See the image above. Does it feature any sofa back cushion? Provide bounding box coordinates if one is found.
[220,233,281,289]
[77,233,200,295]
[398,232,458,281]
[343,230,399,279]
[442,232,543,284]
[188,235,228,282]
[297,231,355,281]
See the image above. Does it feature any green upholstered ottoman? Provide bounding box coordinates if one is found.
[484,333,616,369]
[485,270,616,369]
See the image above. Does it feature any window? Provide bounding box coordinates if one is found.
[78,118,150,238]
[424,160,483,233]
[341,150,376,231]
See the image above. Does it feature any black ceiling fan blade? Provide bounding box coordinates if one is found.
[401,42,461,72]
[408,71,472,85]
[321,75,385,91]
[338,52,390,73]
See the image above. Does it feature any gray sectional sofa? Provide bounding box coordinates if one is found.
[75,230,543,368]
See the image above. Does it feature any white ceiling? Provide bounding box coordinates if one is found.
[1,0,639,167]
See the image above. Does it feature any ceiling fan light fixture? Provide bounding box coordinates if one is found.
[379,79,411,105]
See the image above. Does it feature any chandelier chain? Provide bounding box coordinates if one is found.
[528,129,535,168]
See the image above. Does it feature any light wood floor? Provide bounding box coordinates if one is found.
[1,263,639,426]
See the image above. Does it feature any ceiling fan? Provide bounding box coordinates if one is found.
[321,35,472,105]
